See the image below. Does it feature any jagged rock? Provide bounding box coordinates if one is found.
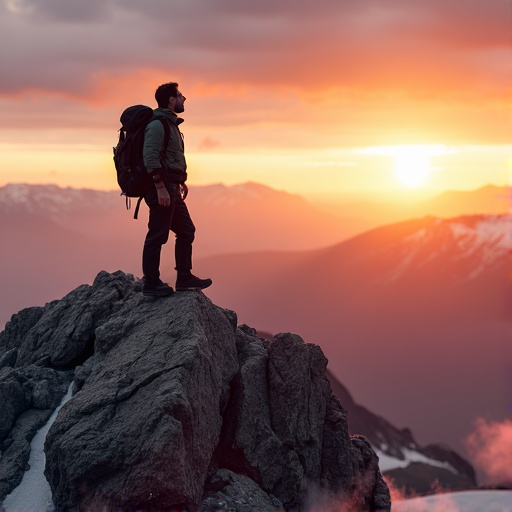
[1,272,137,369]
[349,436,393,511]
[0,306,47,360]
[0,348,18,371]
[321,394,354,489]
[44,276,239,510]
[200,469,281,512]
[1,271,390,511]
[212,329,359,507]
[0,409,52,501]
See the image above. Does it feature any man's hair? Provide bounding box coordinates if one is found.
[155,82,179,108]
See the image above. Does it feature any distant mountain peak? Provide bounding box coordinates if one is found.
[385,215,512,283]
[405,215,511,248]
[0,183,117,213]
[190,181,307,207]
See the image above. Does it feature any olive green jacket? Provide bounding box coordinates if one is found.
[143,108,187,184]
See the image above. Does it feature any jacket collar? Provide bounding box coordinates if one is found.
[154,107,184,125]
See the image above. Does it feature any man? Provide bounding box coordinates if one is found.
[141,82,212,296]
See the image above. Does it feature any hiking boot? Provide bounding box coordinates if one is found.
[142,278,175,297]
[176,272,212,291]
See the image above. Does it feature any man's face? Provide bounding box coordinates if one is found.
[168,91,186,113]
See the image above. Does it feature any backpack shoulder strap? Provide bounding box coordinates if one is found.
[152,116,171,163]
[133,196,144,220]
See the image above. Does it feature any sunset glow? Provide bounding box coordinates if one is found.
[0,1,509,199]
[359,145,457,190]
[1,4,512,496]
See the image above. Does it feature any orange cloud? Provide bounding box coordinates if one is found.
[0,1,509,147]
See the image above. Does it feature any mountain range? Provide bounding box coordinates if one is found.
[1,182,510,466]
[1,181,508,327]
[0,182,349,325]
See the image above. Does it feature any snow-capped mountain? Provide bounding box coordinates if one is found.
[0,182,344,249]
[185,181,300,207]
[378,215,512,284]
[0,183,117,213]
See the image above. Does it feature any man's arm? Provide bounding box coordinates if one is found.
[143,119,166,170]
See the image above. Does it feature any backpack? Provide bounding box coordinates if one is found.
[113,105,170,219]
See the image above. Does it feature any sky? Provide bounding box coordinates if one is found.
[0,0,511,200]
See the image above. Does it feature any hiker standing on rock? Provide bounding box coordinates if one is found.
[142,82,212,296]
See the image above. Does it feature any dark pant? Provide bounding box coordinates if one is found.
[142,184,196,282]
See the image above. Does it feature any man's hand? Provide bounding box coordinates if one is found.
[156,183,171,206]
[180,183,189,200]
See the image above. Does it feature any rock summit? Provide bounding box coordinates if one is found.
[0,271,390,511]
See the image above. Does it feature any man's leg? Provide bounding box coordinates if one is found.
[171,195,212,290]
[170,194,195,272]
[142,188,175,295]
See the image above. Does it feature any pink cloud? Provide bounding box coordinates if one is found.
[465,418,512,485]
[197,137,221,151]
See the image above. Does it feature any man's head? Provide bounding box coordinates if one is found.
[155,82,186,113]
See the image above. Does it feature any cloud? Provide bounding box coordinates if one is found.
[5,0,109,22]
[197,137,221,151]
[0,0,508,97]
[0,0,509,147]
[465,418,512,485]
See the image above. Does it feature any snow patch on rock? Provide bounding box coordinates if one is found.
[3,383,73,512]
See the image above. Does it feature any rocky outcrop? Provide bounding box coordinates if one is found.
[0,271,390,511]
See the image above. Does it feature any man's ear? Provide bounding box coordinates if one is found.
[168,96,176,109]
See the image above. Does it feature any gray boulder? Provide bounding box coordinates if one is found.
[211,327,389,511]
[1,272,137,369]
[0,271,390,511]
[213,328,353,507]
[44,275,239,510]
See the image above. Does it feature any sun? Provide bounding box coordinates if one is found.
[393,150,431,188]
[359,144,453,190]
